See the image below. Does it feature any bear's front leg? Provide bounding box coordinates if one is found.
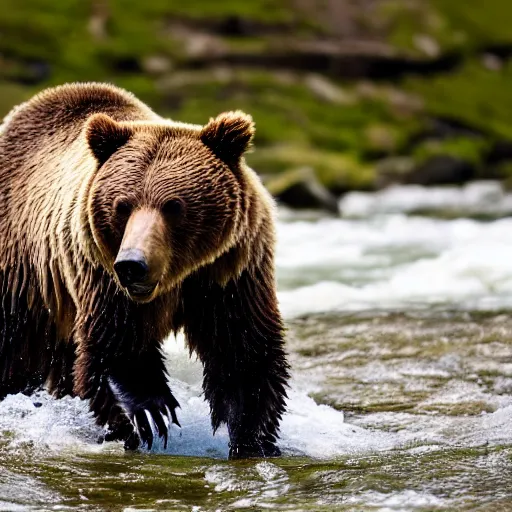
[106,345,181,450]
[74,292,180,450]
[182,262,290,459]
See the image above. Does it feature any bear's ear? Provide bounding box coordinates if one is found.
[200,111,254,166]
[86,113,133,165]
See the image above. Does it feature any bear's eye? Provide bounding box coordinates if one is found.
[115,200,133,217]
[163,198,185,218]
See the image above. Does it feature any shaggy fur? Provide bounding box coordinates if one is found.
[0,82,289,458]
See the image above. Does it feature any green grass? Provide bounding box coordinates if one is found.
[384,0,512,54]
[405,59,512,140]
[412,137,490,166]
[251,146,375,193]
[2,0,512,193]
[164,70,418,154]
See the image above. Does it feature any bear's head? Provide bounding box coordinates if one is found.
[85,111,255,302]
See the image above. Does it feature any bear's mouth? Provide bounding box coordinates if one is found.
[125,283,157,302]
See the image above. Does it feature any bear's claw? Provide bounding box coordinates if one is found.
[165,404,181,428]
[132,408,161,450]
[127,395,180,450]
[108,377,180,451]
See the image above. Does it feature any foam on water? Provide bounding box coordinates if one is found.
[0,391,101,451]
[277,186,512,316]
[3,331,511,461]
[346,490,447,511]
[339,181,512,217]
[0,333,393,460]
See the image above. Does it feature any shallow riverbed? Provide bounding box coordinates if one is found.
[2,183,512,511]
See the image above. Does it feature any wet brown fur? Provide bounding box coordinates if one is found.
[0,83,289,457]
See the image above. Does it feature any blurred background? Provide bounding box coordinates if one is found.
[4,3,512,510]
[3,0,512,211]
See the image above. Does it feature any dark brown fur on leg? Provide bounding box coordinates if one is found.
[0,266,57,400]
[73,280,179,450]
[47,338,77,398]
[181,257,290,459]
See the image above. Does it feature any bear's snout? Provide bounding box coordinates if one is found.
[114,249,149,287]
[114,208,168,301]
[114,248,157,300]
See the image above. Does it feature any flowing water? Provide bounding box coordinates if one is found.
[2,182,512,511]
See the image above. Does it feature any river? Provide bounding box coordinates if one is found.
[2,182,512,511]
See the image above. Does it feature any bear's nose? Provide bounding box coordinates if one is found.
[114,249,149,287]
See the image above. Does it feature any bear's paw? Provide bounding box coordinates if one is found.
[108,378,180,450]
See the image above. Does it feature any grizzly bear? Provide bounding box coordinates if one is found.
[0,83,289,458]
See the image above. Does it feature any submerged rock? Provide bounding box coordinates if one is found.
[407,155,476,185]
[377,155,476,188]
[263,167,339,212]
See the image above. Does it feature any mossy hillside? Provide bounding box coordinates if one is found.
[384,0,512,54]
[163,70,419,190]
[2,1,512,197]
[405,59,512,141]
[0,0,309,80]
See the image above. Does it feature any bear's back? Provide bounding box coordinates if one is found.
[0,82,157,147]
[0,83,160,260]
